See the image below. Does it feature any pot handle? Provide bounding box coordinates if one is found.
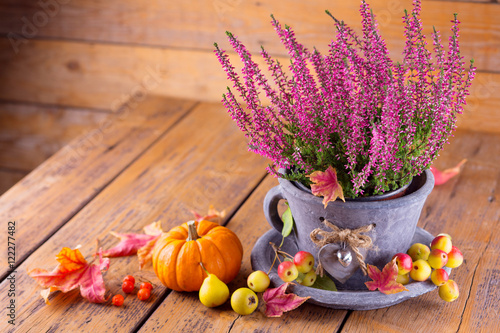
[263,185,286,233]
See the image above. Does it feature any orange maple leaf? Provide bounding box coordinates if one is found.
[55,247,87,273]
[307,166,345,208]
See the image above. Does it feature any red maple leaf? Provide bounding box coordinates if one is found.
[308,166,345,208]
[102,221,163,269]
[28,247,110,304]
[262,282,310,317]
[365,258,408,295]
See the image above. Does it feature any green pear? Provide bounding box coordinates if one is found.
[199,269,229,308]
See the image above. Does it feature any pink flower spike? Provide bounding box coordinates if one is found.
[430,159,467,185]
[308,166,345,208]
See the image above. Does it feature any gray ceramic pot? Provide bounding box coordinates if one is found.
[263,169,434,290]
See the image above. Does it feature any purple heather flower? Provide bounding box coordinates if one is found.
[214,0,475,197]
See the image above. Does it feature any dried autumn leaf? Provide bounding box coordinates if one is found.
[191,205,226,223]
[365,258,408,295]
[263,282,310,317]
[28,247,110,304]
[137,237,159,269]
[307,166,345,208]
[143,221,164,236]
[430,159,467,185]
[102,221,163,258]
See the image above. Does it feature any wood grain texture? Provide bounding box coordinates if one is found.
[139,175,347,333]
[0,96,196,278]
[457,238,500,332]
[0,38,497,133]
[0,169,26,195]
[0,0,497,72]
[0,38,171,110]
[340,130,500,332]
[0,102,109,171]
[0,101,268,333]
[456,72,500,134]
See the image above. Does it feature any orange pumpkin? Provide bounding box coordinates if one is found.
[152,220,243,292]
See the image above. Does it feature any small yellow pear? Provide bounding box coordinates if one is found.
[199,272,230,308]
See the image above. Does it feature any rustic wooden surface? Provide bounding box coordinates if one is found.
[0,0,498,134]
[0,102,110,196]
[0,38,497,134]
[0,102,110,177]
[0,96,499,332]
[0,96,196,278]
[0,0,497,71]
[0,169,26,196]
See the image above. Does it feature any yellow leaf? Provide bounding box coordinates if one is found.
[55,247,87,273]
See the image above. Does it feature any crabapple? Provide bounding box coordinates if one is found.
[231,288,258,315]
[409,259,432,281]
[431,235,453,254]
[293,251,315,273]
[247,270,270,292]
[396,273,410,285]
[277,261,299,282]
[437,233,452,240]
[299,270,317,287]
[431,268,449,286]
[407,243,431,261]
[439,280,459,302]
[446,246,464,268]
[427,249,448,269]
[392,253,413,275]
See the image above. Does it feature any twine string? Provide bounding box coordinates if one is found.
[310,219,375,276]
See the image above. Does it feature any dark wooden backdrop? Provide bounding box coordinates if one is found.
[0,0,499,193]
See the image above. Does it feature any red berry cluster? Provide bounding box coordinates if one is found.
[122,275,135,294]
[111,275,153,306]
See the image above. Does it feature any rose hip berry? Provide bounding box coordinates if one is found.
[122,281,135,294]
[140,282,153,291]
[137,288,151,301]
[111,294,124,306]
[122,275,135,284]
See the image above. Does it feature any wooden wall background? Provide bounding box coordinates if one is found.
[0,0,498,194]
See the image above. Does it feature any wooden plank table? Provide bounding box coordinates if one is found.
[1,96,499,333]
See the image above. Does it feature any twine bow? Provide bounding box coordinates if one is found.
[310,219,375,276]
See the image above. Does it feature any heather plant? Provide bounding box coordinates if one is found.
[214,0,475,198]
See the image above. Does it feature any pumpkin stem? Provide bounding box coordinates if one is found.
[187,220,199,241]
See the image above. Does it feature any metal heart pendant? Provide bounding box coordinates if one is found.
[318,243,367,284]
[337,246,352,267]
